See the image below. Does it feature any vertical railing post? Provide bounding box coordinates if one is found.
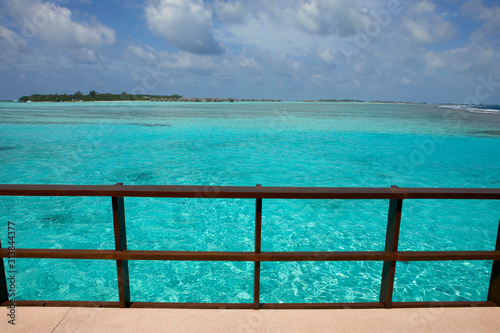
[0,239,8,303]
[254,184,262,310]
[487,218,500,305]
[379,186,403,308]
[112,183,130,308]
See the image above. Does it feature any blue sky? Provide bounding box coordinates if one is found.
[1,0,499,103]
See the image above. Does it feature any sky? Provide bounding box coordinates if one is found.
[0,0,499,103]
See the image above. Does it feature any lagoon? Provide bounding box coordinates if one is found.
[0,101,499,303]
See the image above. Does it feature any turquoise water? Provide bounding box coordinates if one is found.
[0,101,499,304]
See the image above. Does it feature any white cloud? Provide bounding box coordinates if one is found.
[214,0,396,65]
[317,48,337,66]
[461,0,500,42]
[0,25,26,59]
[144,0,224,55]
[213,0,247,23]
[215,0,373,37]
[421,1,499,76]
[1,0,115,65]
[162,52,220,73]
[424,51,447,70]
[281,0,371,37]
[252,51,302,79]
[125,44,222,75]
[126,44,157,63]
[3,0,115,48]
[214,13,319,56]
[68,48,99,64]
[425,44,495,73]
[461,0,500,22]
[403,0,456,44]
[226,50,262,73]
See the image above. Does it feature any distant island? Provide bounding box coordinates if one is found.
[17,91,281,103]
[301,99,426,104]
[18,91,182,103]
[13,91,424,104]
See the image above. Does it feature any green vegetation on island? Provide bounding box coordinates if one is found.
[17,91,282,103]
[18,91,183,103]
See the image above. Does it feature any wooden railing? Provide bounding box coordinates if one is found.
[0,184,499,309]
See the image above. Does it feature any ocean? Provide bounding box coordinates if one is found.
[0,101,499,304]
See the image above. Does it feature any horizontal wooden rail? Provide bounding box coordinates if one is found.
[403,188,500,199]
[1,184,499,199]
[1,249,500,262]
[0,184,499,310]
[0,184,406,199]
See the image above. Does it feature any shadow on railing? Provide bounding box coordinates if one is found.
[0,184,499,309]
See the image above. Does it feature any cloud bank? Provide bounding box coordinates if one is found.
[0,0,499,104]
